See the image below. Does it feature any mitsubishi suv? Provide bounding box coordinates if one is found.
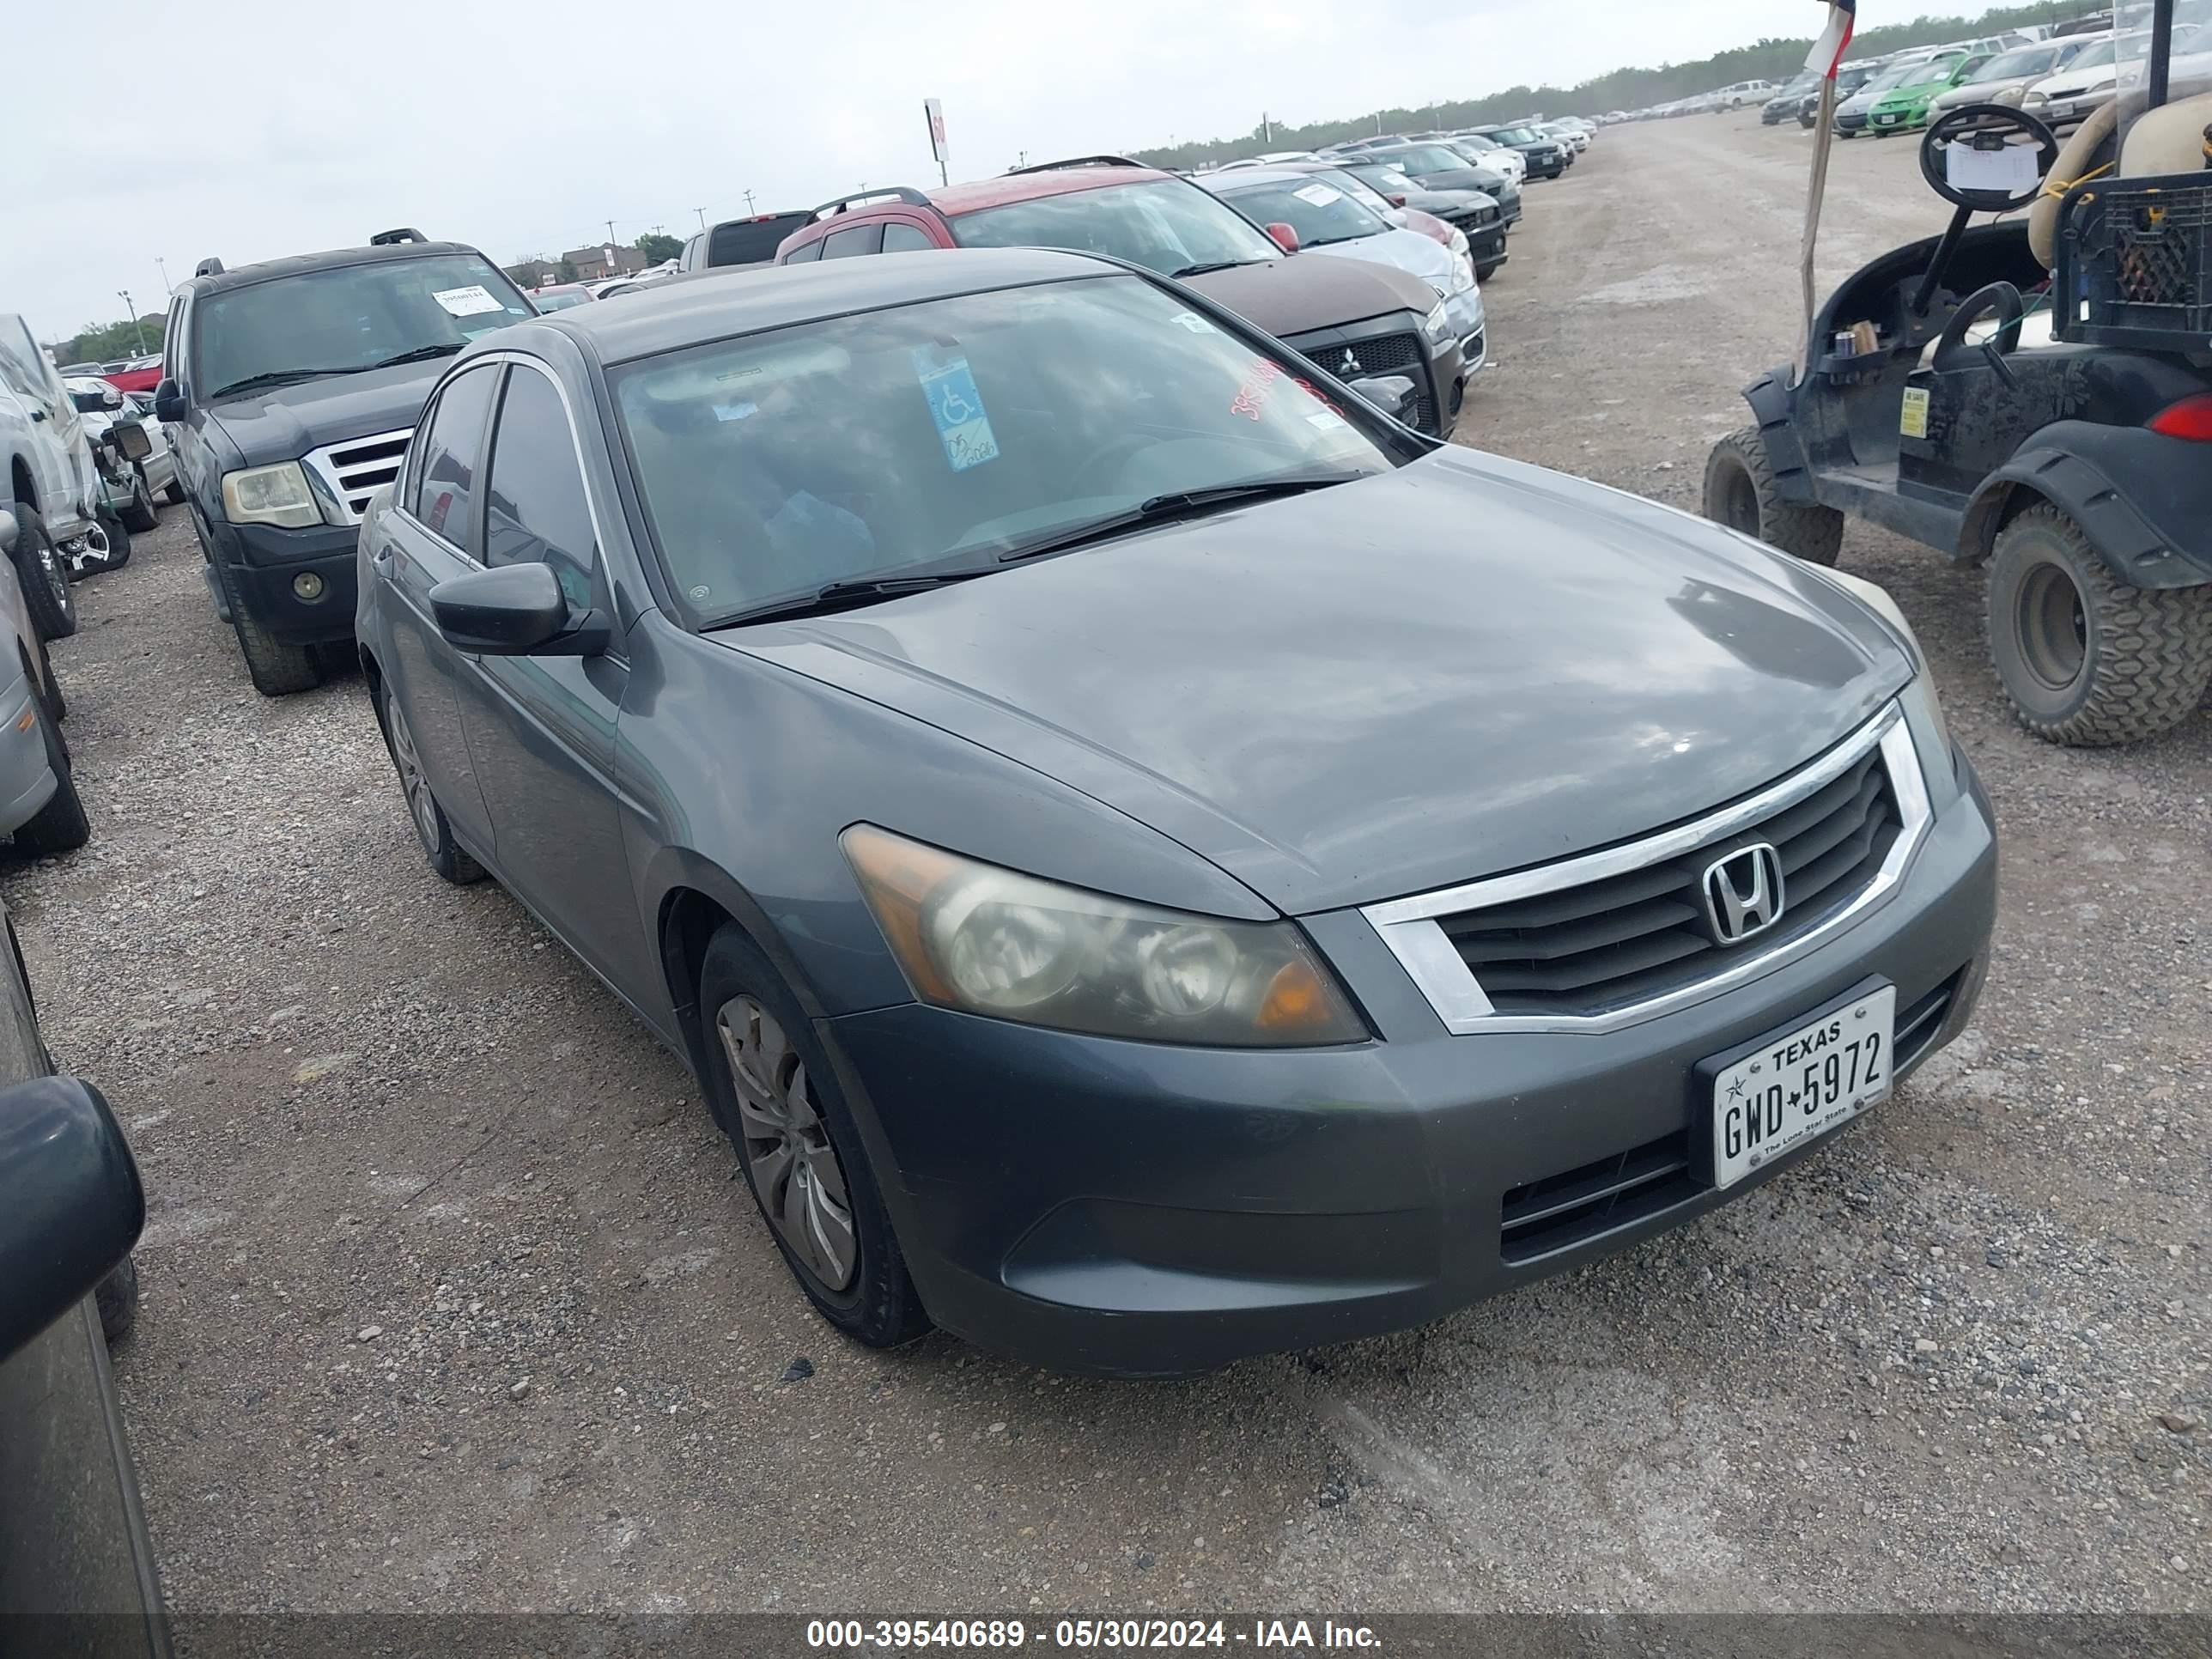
[155,231,537,694]
[772,159,1469,438]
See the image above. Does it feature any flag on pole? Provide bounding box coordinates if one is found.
[1805,0,1856,77]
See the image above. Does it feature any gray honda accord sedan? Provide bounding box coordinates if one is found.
[356,247,1996,1377]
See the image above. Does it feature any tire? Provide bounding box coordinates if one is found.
[380,682,483,884]
[1476,261,1503,283]
[1839,129,1858,140]
[15,691,90,854]
[162,477,186,506]
[697,922,929,1350]
[119,467,158,534]
[210,556,319,696]
[8,507,76,641]
[1986,504,2212,745]
[94,1255,139,1344]
[79,510,130,574]
[33,634,64,722]
[1704,425,1845,566]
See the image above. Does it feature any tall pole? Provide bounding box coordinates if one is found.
[743,190,756,214]
[605,219,617,246]
[155,257,172,294]
[694,207,707,229]
[118,290,147,355]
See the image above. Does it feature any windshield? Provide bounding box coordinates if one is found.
[1898,55,1969,89]
[950,180,1276,276]
[1454,132,1504,150]
[1212,177,1389,247]
[192,253,532,399]
[1347,164,1424,198]
[2063,36,2152,71]
[1486,126,1544,143]
[1973,46,2054,80]
[533,289,592,312]
[1384,144,1479,176]
[1853,67,1915,100]
[610,275,1397,626]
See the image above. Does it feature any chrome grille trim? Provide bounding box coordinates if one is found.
[1361,703,1931,1035]
[303,425,415,525]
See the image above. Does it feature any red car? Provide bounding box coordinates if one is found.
[773,157,1468,437]
[103,359,162,395]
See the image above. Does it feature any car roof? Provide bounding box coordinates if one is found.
[925,165,1176,216]
[521,246,1121,365]
[183,240,484,295]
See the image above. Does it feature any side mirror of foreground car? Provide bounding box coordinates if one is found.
[151,379,185,424]
[0,509,16,554]
[429,561,611,658]
[1347,374,1419,422]
[0,1076,144,1363]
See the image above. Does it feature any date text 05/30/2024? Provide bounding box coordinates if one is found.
[805,1619,1382,1650]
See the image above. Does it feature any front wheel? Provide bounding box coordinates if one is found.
[77,511,130,574]
[8,507,76,641]
[15,690,90,854]
[1476,260,1503,283]
[699,923,929,1350]
[118,467,159,534]
[161,477,186,506]
[380,683,483,884]
[210,556,320,696]
[1703,425,1845,565]
[1986,505,2212,745]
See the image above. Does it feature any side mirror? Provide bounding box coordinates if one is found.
[101,387,124,410]
[110,422,153,462]
[151,379,185,423]
[1347,374,1419,422]
[0,509,16,554]
[429,561,608,657]
[1265,222,1301,254]
[1388,193,1409,207]
[0,1076,144,1362]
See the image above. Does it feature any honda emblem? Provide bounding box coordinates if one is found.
[1701,843,1785,946]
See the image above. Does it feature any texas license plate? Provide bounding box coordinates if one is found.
[1710,986,1895,1190]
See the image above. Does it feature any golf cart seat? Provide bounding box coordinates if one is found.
[2029,91,2212,268]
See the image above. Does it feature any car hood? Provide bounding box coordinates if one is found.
[1306,228,1456,295]
[1401,185,1498,216]
[1180,255,1439,337]
[1399,164,1511,196]
[727,449,1913,915]
[204,357,448,463]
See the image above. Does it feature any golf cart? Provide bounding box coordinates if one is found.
[1705,0,2212,745]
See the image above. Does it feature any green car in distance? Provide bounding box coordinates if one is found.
[1866,52,1990,134]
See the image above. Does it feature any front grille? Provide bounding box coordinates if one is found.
[1293,328,1435,432]
[1437,742,1903,1018]
[1501,1130,1697,1263]
[304,426,414,524]
[1894,969,1961,1072]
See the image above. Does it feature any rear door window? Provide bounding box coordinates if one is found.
[707,214,814,266]
[409,364,501,550]
[820,225,884,259]
[881,222,937,253]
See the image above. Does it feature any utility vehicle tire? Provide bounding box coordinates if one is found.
[697,921,930,1351]
[1704,425,1845,566]
[8,507,76,641]
[15,691,90,854]
[119,466,159,533]
[1987,504,2212,746]
[210,556,320,696]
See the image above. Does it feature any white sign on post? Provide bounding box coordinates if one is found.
[924,98,949,168]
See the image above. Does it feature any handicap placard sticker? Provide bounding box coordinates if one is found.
[912,350,1000,471]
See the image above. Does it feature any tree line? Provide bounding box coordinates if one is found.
[1127,2,2096,172]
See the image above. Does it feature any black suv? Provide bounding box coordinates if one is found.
[154,231,536,695]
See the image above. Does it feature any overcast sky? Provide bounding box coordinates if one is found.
[13,0,1982,343]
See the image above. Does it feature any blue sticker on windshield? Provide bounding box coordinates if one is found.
[912,350,1000,471]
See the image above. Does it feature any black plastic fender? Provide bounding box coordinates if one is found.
[1961,422,2212,589]
[1741,366,1819,502]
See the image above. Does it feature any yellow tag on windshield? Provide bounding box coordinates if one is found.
[1899,386,1930,441]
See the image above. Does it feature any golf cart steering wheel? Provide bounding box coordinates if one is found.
[1929,281,2028,389]
[1920,104,2061,211]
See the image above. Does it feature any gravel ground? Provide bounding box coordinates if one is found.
[3,111,2205,1619]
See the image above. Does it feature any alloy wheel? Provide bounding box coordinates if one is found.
[2016,562,2087,691]
[385,695,443,850]
[715,994,858,1291]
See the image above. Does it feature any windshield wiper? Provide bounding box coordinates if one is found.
[995,471,1374,565]
[710,568,995,627]
[1170,258,1255,278]
[370,343,465,369]
[207,367,363,398]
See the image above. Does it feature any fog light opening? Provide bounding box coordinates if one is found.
[292,571,327,602]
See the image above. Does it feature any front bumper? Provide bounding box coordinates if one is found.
[0,678,56,833]
[203,515,361,646]
[1283,313,1462,440]
[1525,151,1565,178]
[2029,95,2104,129]
[1458,216,1509,270]
[830,752,1998,1376]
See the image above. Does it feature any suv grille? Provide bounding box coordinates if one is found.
[1290,329,1433,432]
[1437,742,1903,1018]
[304,427,414,524]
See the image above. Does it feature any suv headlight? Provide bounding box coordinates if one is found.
[1447,226,1470,258]
[1422,299,1454,343]
[221,460,321,529]
[1821,568,1957,795]
[842,824,1366,1047]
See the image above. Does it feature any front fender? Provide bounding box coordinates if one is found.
[1962,422,2212,589]
[1742,365,1820,503]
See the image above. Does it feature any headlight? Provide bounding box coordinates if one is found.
[221,460,320,529]
[842,824,1367,1047]
[1449,253,1477,293]
[1422,300,1454,343]
[1447,227,1470,258]
[1821,568,1956,793]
